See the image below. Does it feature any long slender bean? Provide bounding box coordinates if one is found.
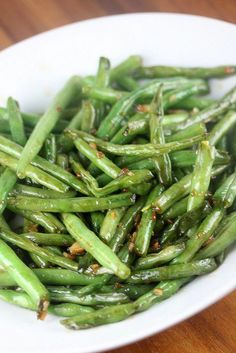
[10,184,76,199]
[135,65,236,79]
[0,239,49,318]
[62,213,131,279]
[0,269,110,287]
[17,76,82,177]
[134,185,164,256]
[134,243,186,270]
[44,134,57,164]
[0,168,17,214]
[0,150,69,192]
[187,141,215,211]
[99,207,126,243]
[21,233,74,247]
[0,135,89,195]
[96,77,193,139]
[0,227,78,271]
[149,86,172,185]
[213,172,236,208]
[128,258,216,283]
[110,197,146,253]
[173,207,224,264]
[180,86,236,128]
[8,192,135,213]
[195,212,236,259]
[7,97,27,146]
[68,129,204,157]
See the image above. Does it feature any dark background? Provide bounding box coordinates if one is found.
[0,1,235,352]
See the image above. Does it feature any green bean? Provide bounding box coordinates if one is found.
[217,135,227,151]
[7,205,65,233]
[61,101,94,143]
[208,111,236,146]
[0,239,49,318]
[173,96,215,110]
[149,163,224,214]
[90,212,105,234]
[128,258,216,283]
[134,277,191,313]
[69,129,204,157]
[213,172,236,208]
[80,101,96,133]
[70,154,99,189]
[0,168,17,214]
[126,149,229,172]
[7,97,27,146]
[180,86,236,128]
[56,153,69,170]
[148,174,192,214]
[195,212,236,259]
[30,253,49,268]
[94,170,153,197]
[179,201,212,234]
[134,243,186,270]
[187,141,215,211]
[62,213,131,279]
[117,76,139,91]
[17,76,82,178]
[110,197,146,253]
[0,289,96,316]
[21,233,74,247]
[96,77,192,139]
[0,118,11,133]
[171,149,229,168]
[99,207,127,243]
[61,302,136,329]
[134,185,164,256]
[0,150,69,193]
[49,303,95,317]
[10,184,76,199]
[0,107,68,132]
[111,113,147,145]
[166,123,206,143]
[44,134,57,164]
[96,173,112,187]
[163,81,209,110]
[149,86,172,185]
[73,137,121,178]
[95,57,111,87]
[117,243,136,266]
[59,277,189,329]
[8,192,135,213]
[163,197,188,220]
[161,218,180,244]
[99,284,153,300]
[110,55,142,82]
[0,268,109,287]
[0,227,78,271]
[0,135,89,195]
[50,288,129,306]
[135,65,236,79]
[111,112,190,146]
[82,86,125,104]
[173,207,224,264]
[71,154,152,197]
[0,289,37,310]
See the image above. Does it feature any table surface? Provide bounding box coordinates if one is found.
[0,1,235,352]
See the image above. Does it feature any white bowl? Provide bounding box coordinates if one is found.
[0,13,235,353]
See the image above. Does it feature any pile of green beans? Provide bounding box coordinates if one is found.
[0,56,235,329]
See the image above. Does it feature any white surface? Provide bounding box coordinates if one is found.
[0,13,236,353]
